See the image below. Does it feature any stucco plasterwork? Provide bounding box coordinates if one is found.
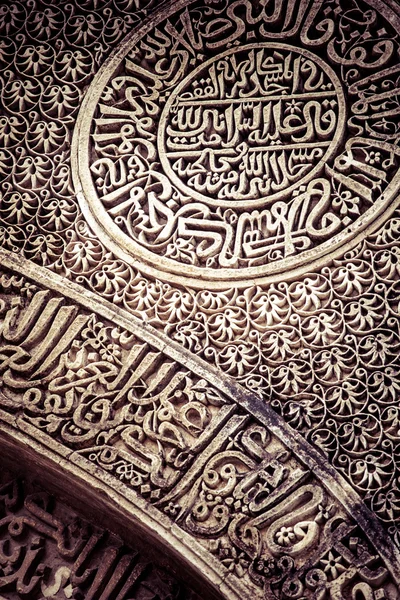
[0,469,202,600]
[0,252,400,598]
[73,0,400,288]
[1,0,400,598]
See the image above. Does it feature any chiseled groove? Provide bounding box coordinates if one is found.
[1,247,400,586]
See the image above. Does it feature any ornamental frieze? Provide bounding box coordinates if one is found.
[0,259,399,598]
[0,471,202,600]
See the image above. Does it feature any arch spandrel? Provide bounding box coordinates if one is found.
[1,0,400,598]
[0,255,400,598]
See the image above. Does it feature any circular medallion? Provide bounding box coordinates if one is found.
[73,0,400,289]
[159,44,345,208]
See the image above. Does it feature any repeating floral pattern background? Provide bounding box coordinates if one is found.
[1,0,400,556]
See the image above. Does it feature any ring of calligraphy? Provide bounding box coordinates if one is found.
[73,0,400,289]
[159,44,345,208]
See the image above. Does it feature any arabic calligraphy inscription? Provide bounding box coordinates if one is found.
[74,0,400,287]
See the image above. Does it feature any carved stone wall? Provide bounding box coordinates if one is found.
[1,0,400,597]
[0,469,202,599]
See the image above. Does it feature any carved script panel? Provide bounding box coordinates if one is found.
[74,0,400,287]
[1,0,400,597]
[0,262,399,599]
[0,471,201,599]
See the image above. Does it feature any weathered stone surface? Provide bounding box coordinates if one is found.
[73,0,400,288]
[1,0,400,597]
[0,468,202,599]
[0,255,399,598]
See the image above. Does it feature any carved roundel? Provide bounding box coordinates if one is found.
[158,44,345,208]
[73,0,400,289]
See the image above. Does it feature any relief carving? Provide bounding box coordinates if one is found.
[74,0,400,286]
[0,266,399,598]
[0,471,201,599]
[0,0,400,597]
[0,271,233,499]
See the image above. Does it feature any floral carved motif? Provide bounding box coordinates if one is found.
[0,267,399,598]
[74,0,400,286]
[0,271,233,499]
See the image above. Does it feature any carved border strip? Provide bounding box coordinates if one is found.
[1,247,399,590]
[0,419,244,599]
[0,470,204,600]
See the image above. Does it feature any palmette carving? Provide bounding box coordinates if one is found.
[0,273,233,498]
[0,268,398,598]
[161,419,398,598]
[76,0,400,285]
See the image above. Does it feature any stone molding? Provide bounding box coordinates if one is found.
[0,249,399,598]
